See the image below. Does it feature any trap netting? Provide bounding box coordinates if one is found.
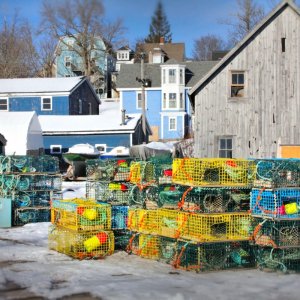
[159,186,251,213]
[0,155,59,174]
[51,198,111,232]
[0,174,62,194]
[254,158,300,188]
[126,234,255,272]
[172,158,256,187]
[114,229,132,251]
[48,225,114,259]
[129,161,155,184]
[12,191,54,208]
[128,208,252,242]
[250,188,300,218]
[254,246,300,273]
[250,218,300,248]
[86,158,133,182]
[87,181,132,205]
[147,156,173,184]
[111,205,128,230]
[13,207,50,226]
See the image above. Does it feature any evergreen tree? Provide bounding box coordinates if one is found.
[145,1,172,43]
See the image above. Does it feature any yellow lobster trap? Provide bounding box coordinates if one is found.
[51,198,111,231]
[129,161,155,184]
[48,225,114,259]
[172,158,255,187]
[127,208,160,234]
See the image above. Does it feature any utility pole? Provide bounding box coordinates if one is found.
[141,53,146,143]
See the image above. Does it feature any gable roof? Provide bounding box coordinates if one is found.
[141,42,185,62]
[116,61,218,89]
[189,0,300,102]
[0,76,86,94]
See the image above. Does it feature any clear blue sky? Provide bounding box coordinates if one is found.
[1,0,299,58]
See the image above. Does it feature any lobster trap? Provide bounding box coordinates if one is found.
[128,184,161,209]
[111,205,128,230]
[250,218,300,248]
[0,174,62,194]
[160,238,255,272]
[254,158,300,188]
[51,199,111,231]
[159,186,251,213]
[12,191,54,208]
[91,181,132,205]
[48,225,114,259]
[126,233,161,260]
[250,188,300,218]
[13,207,50,226]
[254,246,300,273]
[129,161,155,184]
[114,230,132,251]
[0,155,59,174]
[127,208,160,234]
[172,158,255,187]
[86,158,132,182]
[147,156,173,184]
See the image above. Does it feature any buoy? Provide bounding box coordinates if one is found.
[84,232,108,252]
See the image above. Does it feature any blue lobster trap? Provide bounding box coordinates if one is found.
[111,205,128,230]
[250,188,300,218]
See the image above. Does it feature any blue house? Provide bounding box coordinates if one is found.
[55,35,115,98]
[116,60,217,141]
[0,77,100,115]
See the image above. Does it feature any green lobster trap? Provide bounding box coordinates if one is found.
[172,158,255,187]
[129,161,155,184]
[86,158,132,181]
[48,225,114,259]
[254,158,300,188]
[254,246,300,273]
[51,199,111,232]
[250,218,300,248]
[12,191,54,208]
[13,207,50,226]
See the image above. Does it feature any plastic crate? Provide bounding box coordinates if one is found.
[172,158,255,187]
[48,225,114,259]
[250,188,300,218]
[51,199,111,231]
[111,205,128,230]
[13,207,50,226]
[254,246,300,273]
[250,218,300,248]
[254,158,300,188]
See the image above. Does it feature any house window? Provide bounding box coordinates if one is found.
[169,93,177,108]
[231,71,245,98]
[180,93,184,109]
[41,97,52,110]
[163,93,166,109]
[162,69,166,84]
[50,145,62,154]
[0,98,8,111]
[219,137,233,158]
[169,69,176,84]
[180,69,183,84]
[79,99,83,114]
[169,117,176,131]
[65,56,71,67]
[95,144,107,154]
[137,92,142,109]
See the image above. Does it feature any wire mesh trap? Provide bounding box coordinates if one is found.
[48,225,114,259]
[13,207,50,226]
[111,205,128,230]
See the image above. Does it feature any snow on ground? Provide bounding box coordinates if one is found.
[0,182,299,300]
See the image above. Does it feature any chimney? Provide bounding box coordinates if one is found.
[121,109,126,125]
[159,37,164,45]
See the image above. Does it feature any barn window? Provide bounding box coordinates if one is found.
[169,117,177,131]
[50,145,62,154]
[218,137,233,158]
[230,71,245,98]
[0,98,8,111]
[41,97,52,110]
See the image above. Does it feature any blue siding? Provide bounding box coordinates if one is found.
[145,90,161,127]
[43,134,131,153]
[163,115,184,139]
[122,91,138,112]
[9,96,69,115]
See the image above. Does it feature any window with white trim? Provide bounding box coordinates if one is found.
[95,144,107,154]
[218,137,233,158]
[163,93,166,109]
[169,117,176,131]
[180,93,184,109]
[230,71,245,98]
[0,98,8,111]
[41,97,52,110]
[50,145,62,154]
[180,69,183,84]
[168,69,176,83]
[169,93,177,108]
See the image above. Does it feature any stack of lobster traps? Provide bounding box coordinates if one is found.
[49,198,114,259]
[126,158,257,272]
[0,155,61,226]
[249,159,300,273]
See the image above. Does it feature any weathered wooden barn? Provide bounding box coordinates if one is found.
[189,0,300,159]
